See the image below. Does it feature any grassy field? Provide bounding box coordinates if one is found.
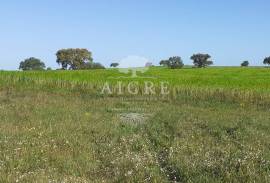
[0,67,270,182]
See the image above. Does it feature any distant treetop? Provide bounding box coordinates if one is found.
[19,57,46,71]
[110,63,119,68]
[159,56,184,69]
[190,53,213,68]
[263,56,270,66]
[241,61,249,67]
[56,48,93,70]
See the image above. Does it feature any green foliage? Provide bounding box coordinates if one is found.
[159,56,184,69]
[81,62,105,70]
[263,56,270,66]
[159,60,169,67]
[191,53,213,68]
[19,57,46,71]
[241,61,249,67]
[110,63,119,68]
[56,48,93,70]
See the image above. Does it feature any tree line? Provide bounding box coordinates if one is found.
[18,48,270,71]
[159,54,213,69]
[157,55,270,69]
[19,49,105,71]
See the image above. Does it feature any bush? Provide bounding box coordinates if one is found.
[81,62,105,70]
[160,56,184,69]
[110,63,119,68]
[241,61,249,67]
[263,57,270,66]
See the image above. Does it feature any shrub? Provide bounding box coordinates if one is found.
[110,63,119,68]
[81,62,105,70]
[263,57,270,66]
[160,56,184,69]
[241,61,249,67]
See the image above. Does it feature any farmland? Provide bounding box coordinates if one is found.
[0,67,270,182]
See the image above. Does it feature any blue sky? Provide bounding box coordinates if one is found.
[0,0,269,70]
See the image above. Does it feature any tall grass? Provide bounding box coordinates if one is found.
[0,67,270,105]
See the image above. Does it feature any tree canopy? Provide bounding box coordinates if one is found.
[263,57,270,66]
[56,49,93,70]
[160,56,184,69]
[110,63,119,68]
[241,61,249,67]
[160,60,170,67]
[190,53,213,68]
[19,57,46,71]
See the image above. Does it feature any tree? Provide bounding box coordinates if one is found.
[159,60,170,67]
[168,56,184,69]
[160,56,184,69]
[19,57,46,71]
[47,67,52,71]
[110,63,119,68]
[190,53,213,68]
[241,61,249,67]
[263,57,270,66]
[56,48,93,70]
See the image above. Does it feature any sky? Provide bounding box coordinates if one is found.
[0,0,269,70]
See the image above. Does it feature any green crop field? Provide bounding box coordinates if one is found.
[0,67,270,182]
